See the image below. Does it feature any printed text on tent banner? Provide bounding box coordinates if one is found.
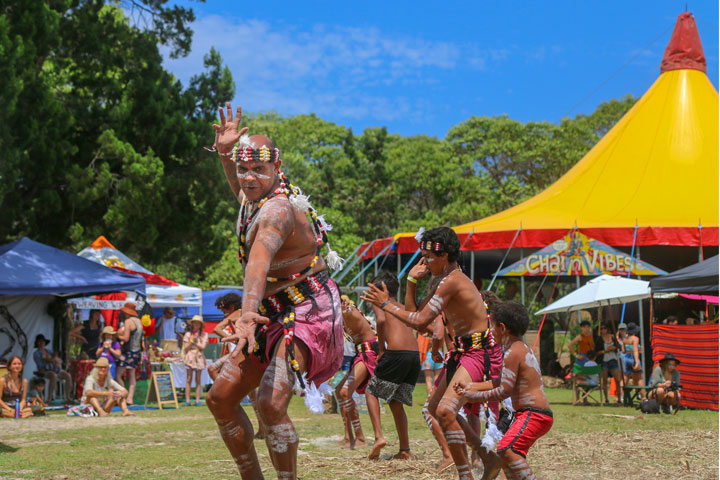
[498,231,666,276]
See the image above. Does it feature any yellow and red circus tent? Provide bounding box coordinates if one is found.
[358,12,718,269]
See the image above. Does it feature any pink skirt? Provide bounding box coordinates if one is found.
[254,279,344,386]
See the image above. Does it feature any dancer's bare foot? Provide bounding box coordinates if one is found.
[478,449,502,480]
[337,437,350,447]
[368,437,386,459]
[435,456,455,473]
[392,449,411,460]
[355,438,367,448]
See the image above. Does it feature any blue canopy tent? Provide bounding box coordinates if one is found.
[154,288,242,326]
[0,237,145,377]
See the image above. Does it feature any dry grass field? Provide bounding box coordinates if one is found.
[0,388,717,479]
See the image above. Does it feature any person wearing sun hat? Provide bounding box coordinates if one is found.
[96,326,122,379]
[82,357,134,416]
[649,353,682,413]
[117,302,144,405]
[182,315,209,406]
[32,334,74,404]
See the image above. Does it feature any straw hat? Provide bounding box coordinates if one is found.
[121,302,138,317]
[94,357,110,368]
[189,315,205,327]
[101,326,117,336]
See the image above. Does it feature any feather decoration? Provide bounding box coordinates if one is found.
[289,193,311,212]
[326,248,344,270]
[414,227,426,243]
[238,134,251,147]
[502,397,515,413]
[304,381,333,414]
[481,408,504,452]
[317,214,333,231]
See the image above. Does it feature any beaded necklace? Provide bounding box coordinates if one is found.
[237,171,331,283]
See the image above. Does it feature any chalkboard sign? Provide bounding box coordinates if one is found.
[145,371,179,410]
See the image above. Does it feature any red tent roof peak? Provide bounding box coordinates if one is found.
[660,12,706,74]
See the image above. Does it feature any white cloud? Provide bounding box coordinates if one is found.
[162,15,507,123]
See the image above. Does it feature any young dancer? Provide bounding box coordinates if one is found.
[454,301,553,480]
[365,272,422,460]
[336,296,384,451]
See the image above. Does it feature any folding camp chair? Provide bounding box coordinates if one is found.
[572,364,604,406]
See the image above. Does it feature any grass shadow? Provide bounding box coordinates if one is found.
[0,442,19,453]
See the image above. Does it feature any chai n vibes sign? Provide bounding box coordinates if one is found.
[498,231,666,277]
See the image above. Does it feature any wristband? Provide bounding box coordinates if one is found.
[380,300,391,310]
[407,276,418,284]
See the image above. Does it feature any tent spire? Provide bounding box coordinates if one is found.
[660,12,706,74]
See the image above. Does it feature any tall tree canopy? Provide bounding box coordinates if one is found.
[0,1,636,288]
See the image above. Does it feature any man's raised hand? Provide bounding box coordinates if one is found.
[212,102,250,153]
[361,282,390,307]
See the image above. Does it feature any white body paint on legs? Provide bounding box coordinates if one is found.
[508,459,536,480]
[445,429,466,445]
[456,463,473,480]
[277,471,294,479]
[233,453,255,473]
[267,423,299,453]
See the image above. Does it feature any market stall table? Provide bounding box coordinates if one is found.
[168,361,213,389]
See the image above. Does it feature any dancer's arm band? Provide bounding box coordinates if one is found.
[380,300,391,310]
[407,276,418,284]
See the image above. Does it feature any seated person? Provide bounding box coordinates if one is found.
[649,353,682,413]
[32,334,74,403]
[568,320,594,365]
[583,350,599,386]
[568,320,594,383]
[28,377,48,415]
[82,357,135,417]
[0,356,33,418]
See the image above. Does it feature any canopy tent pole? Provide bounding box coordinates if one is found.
[345,242,394,288]
[532,274,561,353]
[396,248,422,279]
[396,249,402,301]
[520,248,525,305]
[488,226,522,291]
[699,224,707,321]
[470,251,475,283]
[620,224,639,323]
[334,241,374,283]
[637,246,646,385]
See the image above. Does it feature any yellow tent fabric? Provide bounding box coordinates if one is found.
[453,68,718,234]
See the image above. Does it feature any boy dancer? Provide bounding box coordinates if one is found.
[454,301,553,480]
[336,297,384,450]
[363,227,503,480]
[365,272,422,460]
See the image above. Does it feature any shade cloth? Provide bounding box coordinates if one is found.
[0,238,145,296]
[651,323,718,411]
[650,256,719,294]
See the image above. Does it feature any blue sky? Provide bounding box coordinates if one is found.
[162,1,719,137]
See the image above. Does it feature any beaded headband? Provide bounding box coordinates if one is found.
[232,145,280,163]
[421,241,443,252]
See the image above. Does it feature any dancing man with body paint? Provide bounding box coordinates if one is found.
[206,102,345,480]
[362,227,503,480]
[454,301,553,480]
[335,296,384,451]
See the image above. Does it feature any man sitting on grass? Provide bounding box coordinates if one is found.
[454,302,552,480]
[82,357,135,417]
